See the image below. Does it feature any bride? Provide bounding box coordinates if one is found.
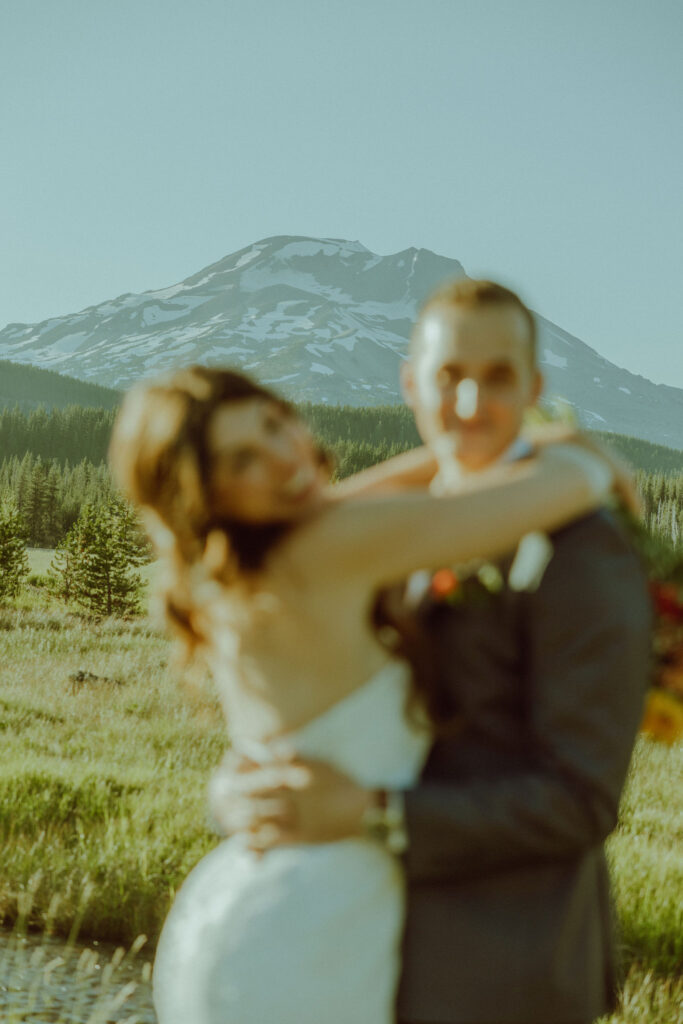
[109,365,621,1024]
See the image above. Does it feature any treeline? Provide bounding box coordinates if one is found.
[0,405,417,468]
[0,495,149,614]
[1,451,682,552]
[299,403,421,449]
[1,461,681,619]
[0,456,680,618]
[638,471,683,546]
[0,406,117,465]
[0,455,115,548]
[0,442,411,549]
[598,431,683,476]
[0,400,681,550]
[0,360,120,413]
[2,402,683,475]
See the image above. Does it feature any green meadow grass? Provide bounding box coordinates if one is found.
[1,554,681,1022]
[2,564,224,947]
[600,740,683,1023]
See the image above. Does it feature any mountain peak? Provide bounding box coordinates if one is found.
[0,234,680,448]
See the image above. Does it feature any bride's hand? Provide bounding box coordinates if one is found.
[527,425,642,518]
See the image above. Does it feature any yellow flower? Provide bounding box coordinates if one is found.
[640,689,683,746]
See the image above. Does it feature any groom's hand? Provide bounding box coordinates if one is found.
[208,753,373,850]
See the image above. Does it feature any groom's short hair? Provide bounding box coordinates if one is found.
[412,279,538,366]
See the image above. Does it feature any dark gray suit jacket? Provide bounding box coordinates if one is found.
[396,511,651,1024]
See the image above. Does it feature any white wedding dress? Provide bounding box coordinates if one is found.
[153,660,430,1024]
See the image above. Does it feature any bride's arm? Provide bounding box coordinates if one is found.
[286,445,614,588]
[330,445,437,499]
[522,424,642,517]
[327,426,638,508]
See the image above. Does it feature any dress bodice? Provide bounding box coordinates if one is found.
[231,659,431,790]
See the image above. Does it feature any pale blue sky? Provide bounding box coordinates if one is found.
[1,0,681,386]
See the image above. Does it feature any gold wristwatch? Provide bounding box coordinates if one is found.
[361,788,408,855]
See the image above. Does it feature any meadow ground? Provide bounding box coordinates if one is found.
[0,550,681,1022]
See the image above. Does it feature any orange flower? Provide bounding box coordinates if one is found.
[640,689,683,746]
[431,568,459,600]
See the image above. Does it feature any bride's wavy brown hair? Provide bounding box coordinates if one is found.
[109,366,331,658]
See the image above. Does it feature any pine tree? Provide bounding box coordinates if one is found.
[24,457,47,545]
[0,500,29,601]
[16,452,34,517]
[43,463,62,546]
[50,499,149,617]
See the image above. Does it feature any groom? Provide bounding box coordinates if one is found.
[213,279,651,1024]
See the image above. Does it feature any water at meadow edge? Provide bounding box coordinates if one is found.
[0,930,157,1023]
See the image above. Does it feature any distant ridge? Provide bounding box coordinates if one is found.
[0,360,121,412]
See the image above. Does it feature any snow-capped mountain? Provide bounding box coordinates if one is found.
[1,235,681,449]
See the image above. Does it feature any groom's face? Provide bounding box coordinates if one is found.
[403,302,542,471]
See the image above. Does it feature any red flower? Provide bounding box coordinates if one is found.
[650,582,683,622]
[431,568,459,600]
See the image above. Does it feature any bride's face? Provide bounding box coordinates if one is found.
[206,398,327,523]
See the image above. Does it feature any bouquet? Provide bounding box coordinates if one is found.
[627,518,683,745]
[642,577,683,744]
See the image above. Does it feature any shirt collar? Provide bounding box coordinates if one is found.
[500,436,533,464]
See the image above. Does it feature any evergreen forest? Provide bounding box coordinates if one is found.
[0,359,120,412]
[0,401,681,551]
[1,400,682,471]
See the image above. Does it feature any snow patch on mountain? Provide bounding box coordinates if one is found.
[582,409,607,423]
[541,348,568,369]
[51,332,88,354]
[234,249,261,270]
